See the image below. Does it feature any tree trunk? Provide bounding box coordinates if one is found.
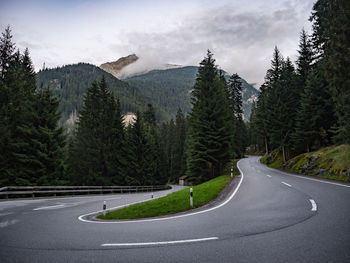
[264,136,269,155]
[282,146,286,163]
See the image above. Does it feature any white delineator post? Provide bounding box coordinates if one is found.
[231,167,233,178]
[103,201,106,216]
[190,188,193,207]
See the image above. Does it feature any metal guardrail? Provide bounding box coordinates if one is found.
[0,185,171,199]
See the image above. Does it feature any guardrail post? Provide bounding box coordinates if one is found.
[190,188,193,207]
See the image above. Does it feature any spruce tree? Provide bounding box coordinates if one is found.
[68,77,124,185]
[293,60,336,152]
[311,0,350,143]
[227,73,246,158]
[172,108,187,181]
[186,51,232,183]
[124,111,150,185]
[266,58,297,162]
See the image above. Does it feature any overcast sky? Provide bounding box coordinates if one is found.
[0,0,314,87]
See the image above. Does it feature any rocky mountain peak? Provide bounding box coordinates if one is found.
[100,54,139,77]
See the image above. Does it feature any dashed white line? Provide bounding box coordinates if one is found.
[309,199,317,211]
[101,237,219,247]
[266,175,272,178]
[33,204,65,210]
[281,182,292,187]
[0,219,19,228]
[0,212,13,217]
[272,170,350,188]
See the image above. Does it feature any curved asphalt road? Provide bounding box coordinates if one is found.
[0,156,349,262]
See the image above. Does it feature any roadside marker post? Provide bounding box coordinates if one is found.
[231,167,233,178]
[103,201,106,216]
[190,188,193,207]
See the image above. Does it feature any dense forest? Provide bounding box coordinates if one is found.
[36,64,171,126]
[1,0,348,187]
[126,66,258,120]
[37,63,258,127]
[0,27,66,186]
[248,0,350,162]
[0,25,246,186]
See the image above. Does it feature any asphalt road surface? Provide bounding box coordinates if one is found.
[1,156,349,262]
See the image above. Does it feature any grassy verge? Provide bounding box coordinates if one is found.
[260,145,350,182]
[97,159,240,220]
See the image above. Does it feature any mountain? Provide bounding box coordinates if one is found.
[99,54,183,79]
[36,63,170,127]
[36,62,258,128]
[126,66,258,120]
[99,54,139,78]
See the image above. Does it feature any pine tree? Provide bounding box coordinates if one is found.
[124,111,151,185]
[311,0,350,143]
[186,51,232,183]
[266,58,297,162]
[293,60,336,152]
[68,77,124,185]
[227,73,246,158]
[296,29,313,88]
[33,85,66,184]
[172,108,187,181]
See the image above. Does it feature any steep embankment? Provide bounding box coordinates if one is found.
[261,145,350,182]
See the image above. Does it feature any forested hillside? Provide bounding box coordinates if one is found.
[248,0,350,170]
[36,64,170,126]
[126,66,258,120]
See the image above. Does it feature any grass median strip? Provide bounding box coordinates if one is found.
[97,160,240,220]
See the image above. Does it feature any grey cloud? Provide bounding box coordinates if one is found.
[118,4,307,86]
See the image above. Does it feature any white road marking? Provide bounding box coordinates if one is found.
[272,170,350,188]
[33,204,65,210]
[101,237,219,247]
[78,160,245,224]
[281,182,292,187]
[309,199,317,211]
[266,175,272,178]
[0,212,13,217]
[0,219,19,228]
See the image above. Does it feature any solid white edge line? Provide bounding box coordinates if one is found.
[281,182,292,187]
[309,199,317,211]
[33,204,65,210]
[101,237,219,247]
[78,160,245,224]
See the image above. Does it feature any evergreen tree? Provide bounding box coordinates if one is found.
[68,77,124,185]
[310,0,350,143]
[227,73,246,158]
[172,108,187,181]
[186,51,232,183]
[33,85,66,184]
[124,111,151,185]
[296,29,313,89]
[266,58,297,162]
[293,60,336,152]
[0,27,66,186]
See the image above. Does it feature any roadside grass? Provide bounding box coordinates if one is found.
[97,159,240,220]
[260,145,350,182]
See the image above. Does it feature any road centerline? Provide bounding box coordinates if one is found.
[281,182,292,187]
[33,204,65,211]
[309,199,317,211]
[101,237,219,247]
